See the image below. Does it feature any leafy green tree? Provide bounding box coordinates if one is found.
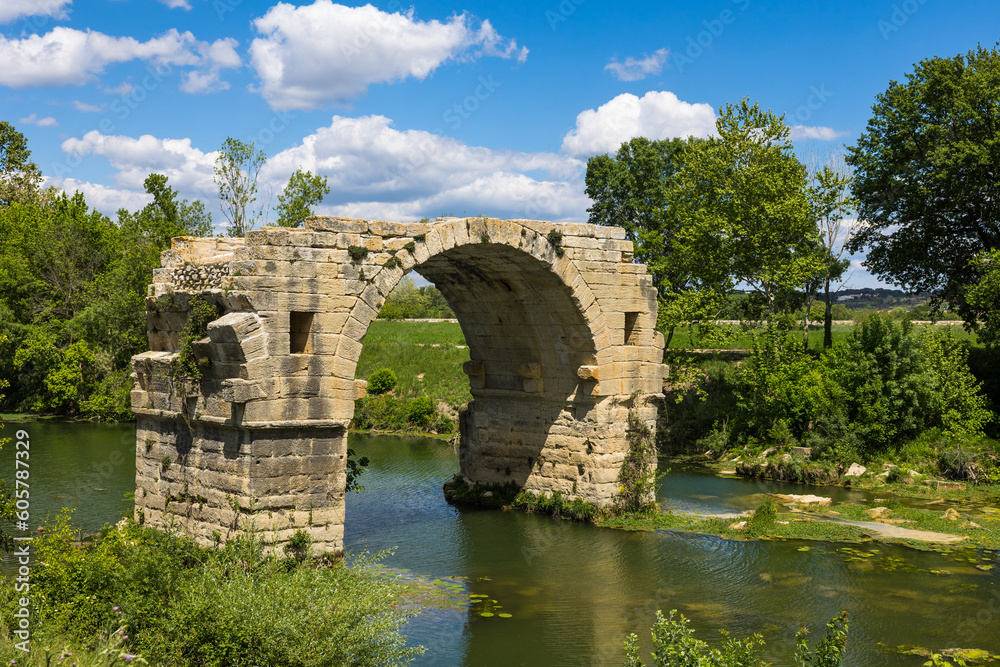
[846,44,1000,329]
[275,168,329,228]
[213,137,267,237]
[133,173,213,245]
[670,99,825,320]
[807,155,855,348]
[586,137,722,347]
[22,191,120,322]
[966,249,1000,347]
[40,340,98,415]
[0,121,42,206]
[380,277,455,319]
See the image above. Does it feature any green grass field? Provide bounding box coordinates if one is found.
[668,322,980,352]
[357,320,471,409]
[356,321,983,398]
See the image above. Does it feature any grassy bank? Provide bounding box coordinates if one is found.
[353,320,471,434]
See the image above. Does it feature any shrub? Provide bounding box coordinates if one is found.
[284,527,312,561]
[717,316,993,463]
[613,413,659,514]
[367,368,397,395]
[347,245,369,261]
[407,395,435,428]
[746,498,777,536]
[352,394,409,431]
[827,315,990,457]
[1,512,422,667]
[433,413,455,434]
[624,609,849,667]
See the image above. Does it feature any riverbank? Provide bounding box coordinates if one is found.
[444,467,1000,551]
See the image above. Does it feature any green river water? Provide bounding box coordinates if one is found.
[2,421,998,666]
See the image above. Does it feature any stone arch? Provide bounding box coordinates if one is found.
[131,217,665,556]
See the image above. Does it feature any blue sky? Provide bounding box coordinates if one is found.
[3,0,998,289]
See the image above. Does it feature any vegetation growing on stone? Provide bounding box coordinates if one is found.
[347,245,369,261]
[171,297,218,381]
[613,412,659,514]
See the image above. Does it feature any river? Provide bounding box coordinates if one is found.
[2,422,998,666]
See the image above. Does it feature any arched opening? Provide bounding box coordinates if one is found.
[352,239,603,497]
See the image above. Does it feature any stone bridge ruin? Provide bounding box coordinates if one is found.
[131,216,665,555]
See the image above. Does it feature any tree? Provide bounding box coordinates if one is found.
[846,44,1000,330]
[586,136,724,347]
[966,249,1000,347]
[276,168,330,228]
[0,121,42,206]
[213,137,267,237]
[807,155,855,348]
[130,173,213,246]
[669,99,825,320]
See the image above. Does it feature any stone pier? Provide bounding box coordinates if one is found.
[131,216,665,555]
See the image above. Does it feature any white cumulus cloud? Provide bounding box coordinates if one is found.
[605,48,669,82]
[248,1,528,110]
[157,0,191,9]
[789,125,849,141]
[0,0,71,25]
[45,177,153,213]
[263,115,584,219]
[18,113,59,127]
[561,90,717,157]
[60,131,217,196]
[56,117,589,225]
[0,27,240,89]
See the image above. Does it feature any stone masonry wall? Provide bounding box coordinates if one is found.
[131,216,666,556]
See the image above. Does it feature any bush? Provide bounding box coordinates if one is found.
[827,315,990,457]
[0,512,422,667]
[407,395,435,428]
[352,393,452,433]
[433,413,455,434]
[367,368,397,395]
[352,394,409,431]
[624,609,849,667]
[713,316,993,463]
[746,498,777,535]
